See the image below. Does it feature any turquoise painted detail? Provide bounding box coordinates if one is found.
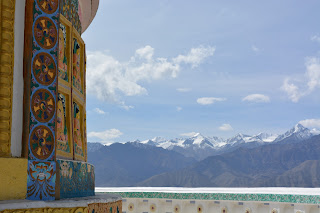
[98,192,320,204]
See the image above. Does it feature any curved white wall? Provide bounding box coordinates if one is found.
[11,0,26,157]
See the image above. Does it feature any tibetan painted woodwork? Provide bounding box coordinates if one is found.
[24,0,60,201]
[58,159,94,198]
[0,0,15,157]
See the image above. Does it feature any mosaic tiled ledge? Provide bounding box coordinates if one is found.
[98,192,320,205]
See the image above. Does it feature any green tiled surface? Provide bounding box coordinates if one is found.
[98,192,320,204]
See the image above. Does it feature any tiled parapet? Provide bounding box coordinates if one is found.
[57,159,95,199]
[98,188,320,205]
[98,188,320,213]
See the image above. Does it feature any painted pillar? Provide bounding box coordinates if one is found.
[24,0,60,201]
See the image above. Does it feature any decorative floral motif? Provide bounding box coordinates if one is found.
[245,208,252,213]
[27,0,59,201]
[31,89,55,122]
[57,93,70,153]
[60,0,82,34]
[88,201,122,213]
[128,203,134,212]
[34,17,57,49]
[221,207,227,213]
[271,209,278,213]
[72,37,82,93]
[150,204,156,212]
[101,191,320,205]
[174,205,180,213]
[37,0,58,14]
[73,101,83,157]
[27,161,56,200]
[58,160,94,198]
[30,126,54,160]
[58,22,68,82]
[33,52,56,85]
[197,205,203,213]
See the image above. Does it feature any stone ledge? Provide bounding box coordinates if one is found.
[0,194,121,211]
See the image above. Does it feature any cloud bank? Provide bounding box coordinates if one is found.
[282,57,320,102]
[242,94,270,103]
[88,128,123,144]
[86,45,215,109]
[197,97,226,105]
[219,124,233,131]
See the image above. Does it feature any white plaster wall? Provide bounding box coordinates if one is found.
[11,0,26,157]
[121,198,320,213]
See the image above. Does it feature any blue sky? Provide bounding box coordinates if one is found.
[82,0,320,144]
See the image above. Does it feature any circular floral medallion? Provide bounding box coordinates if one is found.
[245,208,252,213]
[30,125,54,159]
[174,205,180,213]
[34,17,57,49]
[31,89,55,122]
[150,204,156,212]
[33,52,56,85]
[271,209,278,213]
[221,207,228,213]
[37,0,58,14]
[128,203,134,212]
[197,205,203,213]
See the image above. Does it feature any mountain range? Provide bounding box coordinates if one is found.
[88,124,320,187]
[138,135,320,187]
[138,123,316,160]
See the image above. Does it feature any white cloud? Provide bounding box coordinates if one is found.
[219,124,233,131]
[177,88,192,92]
[282,57,320,102]
[135,45,154,61]
[311,128,320,135]
[311,35,320,43]
[281,78,302,103]
[176,106,182,112]
[94,108,106,115]
[180,132,198,137]
[242,94,270,103]
[197,97,226,105]
[87,46,215,108]
[173,46,215,68]
[251,45,260,52]
[88,128,123,144]
[299,119,320,128]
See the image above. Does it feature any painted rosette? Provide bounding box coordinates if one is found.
[128,203,134,211]
[37,0,59,14]
[31,89,55,123]
[30,125,54,160]
[34,16,58,50]
[245,208,252,213]
[221,207,228,213]
[174,205,180,213]
[150,204,156,212]
[33,52,57,85]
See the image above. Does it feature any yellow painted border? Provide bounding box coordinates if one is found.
[72,95,85,161]
[0,207,88,213]
[0,0,15,157]
[56,87,73,160]
[58,15,72,89]
[72,29,85,99]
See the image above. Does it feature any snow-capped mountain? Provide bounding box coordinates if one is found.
[135,124,318,161]
[273,123,313,143]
